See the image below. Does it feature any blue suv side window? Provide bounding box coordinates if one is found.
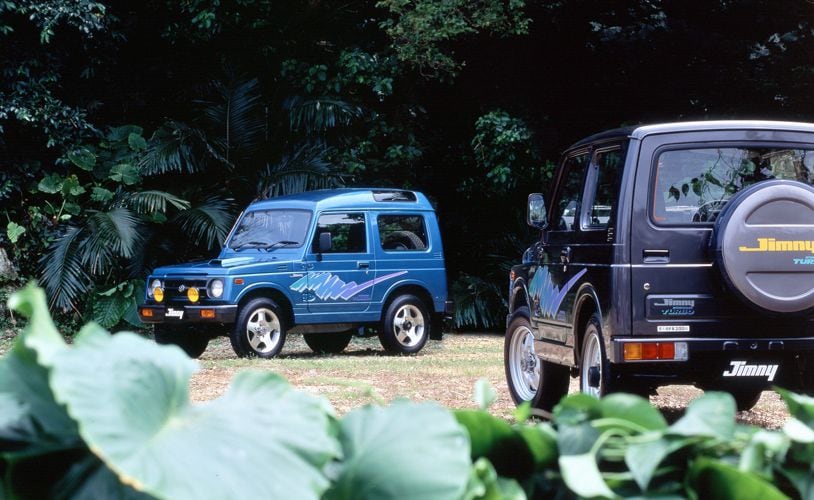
[378,214,428,251]
[312,212,367,253]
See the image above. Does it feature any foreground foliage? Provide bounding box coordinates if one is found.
[2,285,814,499]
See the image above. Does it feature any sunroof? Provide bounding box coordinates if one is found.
[372,190,417,202]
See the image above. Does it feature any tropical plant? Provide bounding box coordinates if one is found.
[4,284,814,499]
[36,126,235,328]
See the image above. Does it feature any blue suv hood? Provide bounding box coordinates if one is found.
[150,254,297,276]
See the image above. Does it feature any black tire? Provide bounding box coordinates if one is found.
[154,324,209,359]
[730,389,763,412]
[231,298,287,358]
[504,308,569,411]
[712,180,814,314]
[579,315,615,398]
[383,231,425,250]
[303,331,353,354]
[379,294,430,354]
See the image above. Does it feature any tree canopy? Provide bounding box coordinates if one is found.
[2,0,812,328]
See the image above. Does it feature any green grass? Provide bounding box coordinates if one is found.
[190,333,516,418]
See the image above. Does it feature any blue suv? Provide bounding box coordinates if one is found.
[139,189,451,358]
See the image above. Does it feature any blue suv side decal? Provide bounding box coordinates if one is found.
[529,267,587,319]
[290,271,407,301]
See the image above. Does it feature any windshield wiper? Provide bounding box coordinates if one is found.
[233,240,299,252]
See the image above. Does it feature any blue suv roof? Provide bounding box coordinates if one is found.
[244,188,434,212]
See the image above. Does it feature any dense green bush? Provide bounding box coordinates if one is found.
[2,284,814,499]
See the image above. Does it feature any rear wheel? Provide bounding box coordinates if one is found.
[231,298,287,358]
[154,325,209,359]
[580,316,614,398]
[504,308,569,411]
[730,389,763,412]
[303,331,353,354]
[379,294,430,354]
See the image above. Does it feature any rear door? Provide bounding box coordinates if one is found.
[630,132,814,339]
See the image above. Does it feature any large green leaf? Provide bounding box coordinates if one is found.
[67,148,97,171]
[668,392,735,440]
[38,173,64,194]
[462,458,525,500]
[598,393,667,432]
[326,401,471,499]
[559,452,615,499]
[777,388,814,427]
[1,286,76,444]
[455,409,538,479]
[6,222,25,244]
[688,457,789,500]
[48,325,339,499]
[109,164,140,185]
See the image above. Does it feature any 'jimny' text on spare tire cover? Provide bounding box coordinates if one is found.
[712,180,814,314]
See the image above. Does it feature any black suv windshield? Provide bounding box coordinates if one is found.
[652,146,814,224]
[228,209,312,250]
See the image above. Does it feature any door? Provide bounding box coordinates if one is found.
[303,212,377,316]
[531,150,591,344]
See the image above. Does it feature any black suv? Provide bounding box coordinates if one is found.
[505,121,814,412]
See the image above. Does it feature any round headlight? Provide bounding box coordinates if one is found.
[208,279,224,298]
[148,279,162,297]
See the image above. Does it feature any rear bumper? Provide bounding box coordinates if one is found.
[611,336,814,363]
[610,336,814,390]
[138,304,237,324]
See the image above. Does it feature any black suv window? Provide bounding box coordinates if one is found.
[378,215,428,251]
[583,148,623,229]
[312,213,366,253]
[652,146,814,224]
[552,152,591,231]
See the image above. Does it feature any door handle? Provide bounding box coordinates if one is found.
[643,249,670,264]
[560,247,572,264]
[357,261,370,269]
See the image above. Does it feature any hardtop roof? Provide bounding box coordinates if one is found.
[244,188,433,212]
[566,120,814,152]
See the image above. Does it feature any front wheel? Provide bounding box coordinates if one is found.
[303,331,353,354]
[154,325,209,359]
[231,298,287,358]
[379,295,430,354]
[580,316,613,398]
[504,308,569,411]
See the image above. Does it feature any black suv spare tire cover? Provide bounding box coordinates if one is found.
[712,180,814,314]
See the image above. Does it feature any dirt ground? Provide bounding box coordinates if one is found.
[189,333,790,428]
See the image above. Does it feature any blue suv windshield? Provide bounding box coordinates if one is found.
[228,209,312,250]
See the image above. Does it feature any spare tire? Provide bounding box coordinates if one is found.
[712,180,814,314]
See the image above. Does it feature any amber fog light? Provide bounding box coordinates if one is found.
[187,287,200,303]
[153,287,164,303]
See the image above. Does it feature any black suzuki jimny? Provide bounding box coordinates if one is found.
[505,120,814,412]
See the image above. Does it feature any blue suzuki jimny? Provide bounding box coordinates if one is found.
[138,189,451,358]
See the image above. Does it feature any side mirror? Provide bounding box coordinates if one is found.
[527,193,548,229]
[318,232,332,253]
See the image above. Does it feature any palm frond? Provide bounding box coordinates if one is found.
[83,208,143,273]
[198,77,265,162]
[258,144,347,198]
[139,121,227,175]
[172,197,237,250]
[450,273,507,330]
[122,190,191,214]
[40,225,90,312]
[284,96,362,134]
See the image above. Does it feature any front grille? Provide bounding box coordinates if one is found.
[163,279,209,301]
